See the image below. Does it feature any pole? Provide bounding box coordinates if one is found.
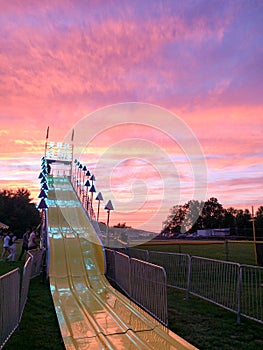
[106,209,110,246]
[90,191,94,216]
[44,126,49,157]
[252,206,258,265]
[97,199,101,221]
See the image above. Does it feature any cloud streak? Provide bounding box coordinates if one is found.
[0,0,263,230]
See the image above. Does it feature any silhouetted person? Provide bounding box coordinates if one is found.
[7,232,17,262]
[0,232,11,260]
[28,228,37,250]
[18,228,30,261]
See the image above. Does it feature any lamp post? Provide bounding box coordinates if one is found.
[89,184,96,217]
[38,189,47,199]
[104,200,114,247]
[41,182,49,191]
[40,176,47,184]
[37,197,48,248]
[84,179,90,211]
[81,166,87,204]
[73,159,78,184]
[77,163,83,196]
[95,192,103,222]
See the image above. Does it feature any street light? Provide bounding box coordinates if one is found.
[38,189,47,199]
[95,192,103,222]
[89,184,96,217]
[82,165,87,185]
[41,182,49,191]
[104,200,114,247]
[84,179,90,211]
[77,163,83,196]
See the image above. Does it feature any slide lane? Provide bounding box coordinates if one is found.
[47,176,198,350]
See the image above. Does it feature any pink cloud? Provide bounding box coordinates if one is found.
[0,1,262,231]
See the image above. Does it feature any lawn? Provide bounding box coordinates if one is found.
[1,240,263,349]
[140,240,257,265]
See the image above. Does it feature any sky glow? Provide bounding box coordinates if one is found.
[0,0,263,231]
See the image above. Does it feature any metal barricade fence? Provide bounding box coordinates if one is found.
[105,248,263,325]
[115,251,131,295]
[20,254,33,319]
[130,258,168,325]
[0,268,20,350]
[28,249,45,279]
[240,264,263,324]
[128,248,149,262]
[105,248,115,280]
[105,249,168,325]
[189,256,240,316]
[148,251,191,292]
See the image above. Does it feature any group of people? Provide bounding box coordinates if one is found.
[0,227,38,262]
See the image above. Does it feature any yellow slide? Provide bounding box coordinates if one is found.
[47,176,197,350]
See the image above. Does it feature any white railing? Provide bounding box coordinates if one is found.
[0,269,20,350]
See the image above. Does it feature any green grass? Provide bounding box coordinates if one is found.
[1,241,263,349]
[141,241,257,265]
[168,288,263,350]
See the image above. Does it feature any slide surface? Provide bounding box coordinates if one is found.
[47,176,197,350]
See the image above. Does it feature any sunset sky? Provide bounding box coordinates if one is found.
[1,0,263,232]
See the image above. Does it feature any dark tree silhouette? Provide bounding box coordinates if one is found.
[162,198,258,237]
[0,188,41,237]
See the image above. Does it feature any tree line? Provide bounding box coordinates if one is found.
[162,197,263,237]
[0,189,41,237]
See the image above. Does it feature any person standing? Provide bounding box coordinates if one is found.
[28,228,38,250]
[7,232,17,262]
[0,232,11,261]
[18,228,30,261]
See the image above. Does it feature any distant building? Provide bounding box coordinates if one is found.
[197,228,230,237]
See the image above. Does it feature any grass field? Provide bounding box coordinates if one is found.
[1,241,263,349]
[140,240,258,265]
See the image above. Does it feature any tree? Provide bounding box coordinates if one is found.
[183,200,205,232]
[200,197,224,229]
[162,204,188,235]
[0,188,41,237]
[256,206,263,228]
[221,207,237,235]
[163,198,225,234]
[235,209,251,232]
